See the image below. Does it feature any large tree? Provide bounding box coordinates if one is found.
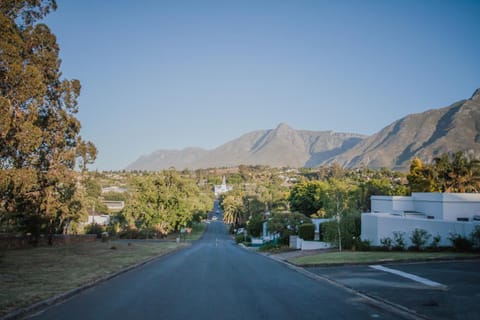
[0,0,96,240]
[121,171,209,236]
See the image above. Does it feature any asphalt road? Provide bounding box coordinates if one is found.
[28,220,403,320]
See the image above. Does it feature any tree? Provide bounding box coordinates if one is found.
[121,170,208,237]
[288,180,329,216]
[407,158,438,192]
[220,191,245,229]
[0,0,96,241]
[323,179,358,252]
[267,211,311,244]
[246,213,264,237]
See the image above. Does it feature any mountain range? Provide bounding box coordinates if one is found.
[127,89,480,171]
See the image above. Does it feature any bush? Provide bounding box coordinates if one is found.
[449,233,473,252]
[84,223,105,238]
[429,233,441,250]
[392,231,406,251]
[298,223,315,240]
[321,213,360,250]
[258,242,283,252]
[410,228,431,251]
[118,226,142,239]
[353,238,371,251]
[380,236,393,251]
[471,225,480,250]
[235,233,245,244]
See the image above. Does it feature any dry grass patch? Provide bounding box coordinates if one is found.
[0,240,188,316]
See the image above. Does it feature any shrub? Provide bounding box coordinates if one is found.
[392,231,406,251]
[429,233,441,250]
[380,236,392,251]
[118,226,142,239]
[449,233,473,252]
[258,242,283,252]
[471,225,480,250]
[353,238,371,251]
[410,228,431,251]
[84,223,105,238]
[235,233,245,244]
[321,213,361,250]
[298,223,315,240]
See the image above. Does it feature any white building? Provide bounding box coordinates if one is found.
[102,200,125,211]
[102,186,127,193]
[361,193,480,247]
[214,176,233,197]
[87,214,110,226]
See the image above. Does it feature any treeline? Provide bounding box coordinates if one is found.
[220,152,480,250]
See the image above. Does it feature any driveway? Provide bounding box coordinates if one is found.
[306,260,480,320]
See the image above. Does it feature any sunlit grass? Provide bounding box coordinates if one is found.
[290,251,480,266]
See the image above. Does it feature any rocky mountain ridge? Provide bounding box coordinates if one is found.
[127,89,480,171]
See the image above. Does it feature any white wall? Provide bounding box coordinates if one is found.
[371,196,414,213]
[371,193,480,221]
[87,215,110,226]
[361,213,479,247]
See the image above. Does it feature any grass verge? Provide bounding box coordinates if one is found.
[290,251,480,266]
[0,240,188,316]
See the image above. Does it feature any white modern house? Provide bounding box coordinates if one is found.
[361,193,480,247]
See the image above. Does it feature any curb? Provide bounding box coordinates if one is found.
[246,247,430,320]
[1,244,190,320]
[286,255,480,268]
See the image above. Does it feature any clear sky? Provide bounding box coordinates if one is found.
[44,0,480,171]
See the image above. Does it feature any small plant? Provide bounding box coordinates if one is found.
[471,225,480,250]
[448,233,473,252]
[410,228,431,251]
[392,231,406,251]
[429,234,441,250]
[380,236,392,251]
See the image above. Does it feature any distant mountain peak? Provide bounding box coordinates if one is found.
[127,90,480,171]
[471,88,480,100]
[272,122,294,135]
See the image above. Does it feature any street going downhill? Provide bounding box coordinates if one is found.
[29,220,399,320]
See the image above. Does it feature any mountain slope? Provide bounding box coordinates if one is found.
[332,89,480,170]
[126,89,480,171]
[127,123,365,170]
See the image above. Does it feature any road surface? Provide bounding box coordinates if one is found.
[29,221,401,319]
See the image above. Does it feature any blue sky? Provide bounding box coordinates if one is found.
[44,0,480,170]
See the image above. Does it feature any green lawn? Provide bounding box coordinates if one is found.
[290,251,480,266]
[0,238,195,316]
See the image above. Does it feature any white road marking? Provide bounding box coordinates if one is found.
[369,265,445,288]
